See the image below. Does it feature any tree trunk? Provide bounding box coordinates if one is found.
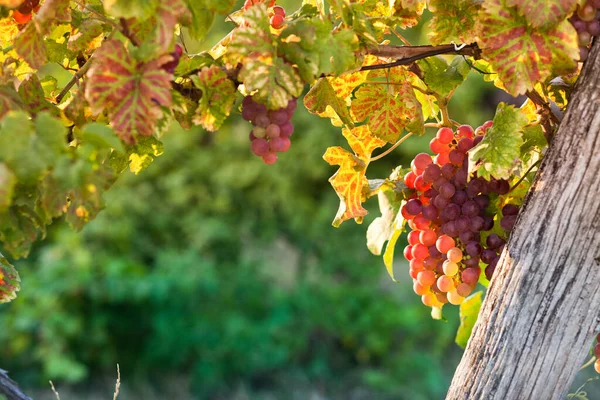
[446,41,600,399]
[0,369,31,400]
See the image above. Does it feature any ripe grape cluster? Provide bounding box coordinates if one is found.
[242,96,296,164]
[243,0,286,29]
[162,44,183,74]
[402,123,520,309]
[570,0,600,61]
[12,0,40,25]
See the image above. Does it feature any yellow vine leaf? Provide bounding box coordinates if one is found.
[324,125,385,227]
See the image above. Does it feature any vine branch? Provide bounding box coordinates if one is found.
[119,18,141,47]
[526,89,561,125]
[361,43,482,71]
[55,57,93,104]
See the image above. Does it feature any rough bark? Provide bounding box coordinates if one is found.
[446,41,600,398]
[0,369,32,400]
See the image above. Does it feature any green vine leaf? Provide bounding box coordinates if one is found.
[417,56,470,98]
[304,78,354,127]
[103,0,160,20]
[85,40,173,144]
[0,253,20,303]
[477,0,578,96]
[428,0,482,45]
[456,291,483,348]
[0,84,24,118]
[469,103,528,180]
[18,74,60,117]
[191,65,236,132]
[0,163,16,212]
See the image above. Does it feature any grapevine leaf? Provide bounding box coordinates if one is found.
[103,0,160,20]
[109,136,165,175]
[417,56,470,98]
[85,40,173,144]
[227,4,274,64]
[477,0,578,96]
[304,78,354,127]
[0,84,23,118]
[0,253,20,304]
[190,66,236,132]
[183,3,215,41]
[351,68,423,143]
[67,19,105,52]
[239,57,304,110]
[154,0,189,52]
[175,53,213,76]
[469,103,528,180]
[324,126,385,227]
[14,23,46,69]
[428,0,482,45]
[505,0,578,28]
[78,123,125,153]
[35,0,71,27]
[456,291,483,348]
[18,74,60,117]
[0,163,16,212]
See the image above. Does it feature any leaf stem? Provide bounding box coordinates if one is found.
[580,356,596,371]
[371,132,414,161]
[119,18,141,46]
[54,56,94,104]
[509,159,542,193]
[526,89,561,125]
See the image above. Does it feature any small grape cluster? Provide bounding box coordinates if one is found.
[402,123,520,309]
[162,44,183,74]
[12,0,40,25]
[570,0,600,61]
[242,96,296,164]
[243,0,286,29]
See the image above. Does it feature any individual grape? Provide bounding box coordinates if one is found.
[467,178,485,197]
[456,283,473,297]
[413,215,430,230]
[266,124,280,138]
[578,3,597,21]
[422,205,439,221]
[439,182,456,198]
[449,149,465,166]
[420,229,438,246]
[433,195,450,210]
[459,230,475,243]
[252,126,267,139]
[422,293,437,307]
[442,221,459,237]
[437,127,454,144]
[436,235,455,254]
[588,20,600,36]
[413,281,428,296]
[270,14,285,29]
[262,152,278,165]
[441,163,455,179]
[452,190,468,206]
[242,107,257,122]
[405,199,423,215]
[453,169,468,187]
[447,247,463,263]
[462,200,480,217]
[500,215,517,231]
[407,230,421,245]
[428,245,442,259]
[595,359,600,374]
[496,180,510,194]
[457,125,474,139]
[413,153,433,173]
[447,290,465,305]
[461,267,480,286]
[404,171,417,189]
[255,113,270,128]
[502,204,519,216]
[273,5,286,16]
[457,137,474,152]
[443,260,459,276]
[423,164,441,183]
[486,234,504,250]
[12,9,32,23]
[414,175,432,192]
[443,203,461,221]
[268,109,289,125]
[481,249,497,264]
[401,206,413,220]
[404,245,414,261]
[594,343,600,359]
[279,121,294,137]
[423,257,438,271]
[455,216,471,232]
[435,151,451,165]
[430,138,449,154]
[270,137,291,153]
[437,275,455,292]
[417,270,436,287]
[466,241,482,257]
[464,257,480,268]
[579,31,592,46]
[251,138,270,157]
[485,264,496,280]
[410,259,425,273]
[412,243,429,260]
[470,216,485,232]
[435,292,449,304]
[482,215,495,231]
[474,194,490,210]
